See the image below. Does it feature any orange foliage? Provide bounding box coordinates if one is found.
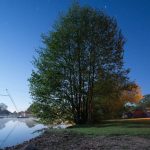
[122,83,143,103]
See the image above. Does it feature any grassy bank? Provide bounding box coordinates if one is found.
[67,118,150,136]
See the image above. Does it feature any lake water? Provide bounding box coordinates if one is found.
[0,118,46,149]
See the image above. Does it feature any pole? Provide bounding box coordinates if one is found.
[6,89,18,113]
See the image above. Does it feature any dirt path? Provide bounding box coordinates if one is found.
[5,130,150,150]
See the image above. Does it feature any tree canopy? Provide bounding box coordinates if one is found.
[29,3,135,124]
[139,94,150,108]
[0,103,7,111]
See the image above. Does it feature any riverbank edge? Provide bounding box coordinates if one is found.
[4,128,150,150]
[4,129,73,150]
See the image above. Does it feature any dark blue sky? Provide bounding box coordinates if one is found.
[0,0,150,111]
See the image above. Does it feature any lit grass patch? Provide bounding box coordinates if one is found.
[69,126,150,136]
[68,118,150,136]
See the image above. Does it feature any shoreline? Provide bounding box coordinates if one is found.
[4,129,150,150]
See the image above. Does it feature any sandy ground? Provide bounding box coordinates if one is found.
[4,130,150,150]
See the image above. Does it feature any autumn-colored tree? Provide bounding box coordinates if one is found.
[93,81,143,122]
[122,82,143,103]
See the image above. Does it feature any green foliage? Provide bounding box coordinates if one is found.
[29,3,129,124]
[93,73,125,121]
[139,94,150,108]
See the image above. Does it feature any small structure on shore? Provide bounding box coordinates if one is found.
[123,107,150,119]
[132,109,147,118]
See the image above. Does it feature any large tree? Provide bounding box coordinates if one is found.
[29,3,129,124]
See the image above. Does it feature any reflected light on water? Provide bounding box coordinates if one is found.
[0,118,46,148]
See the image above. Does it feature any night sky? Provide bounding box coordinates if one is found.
[0,0,150,111]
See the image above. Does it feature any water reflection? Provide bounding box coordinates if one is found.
[0,118,46,148]
[0,118,38,130]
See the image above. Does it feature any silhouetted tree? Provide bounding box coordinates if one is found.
[0,103,7,111]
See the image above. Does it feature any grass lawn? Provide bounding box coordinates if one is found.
[67,118,150,136]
